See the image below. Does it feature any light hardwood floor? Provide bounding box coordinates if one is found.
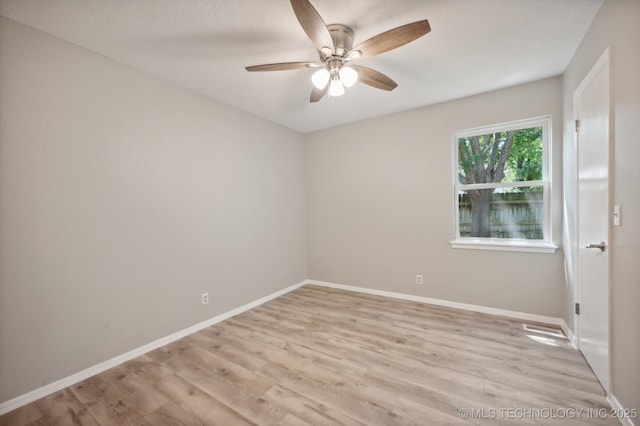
[1,285,618,425]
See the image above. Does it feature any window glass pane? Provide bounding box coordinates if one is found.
[457,127,543,184]
[458,186,544,240]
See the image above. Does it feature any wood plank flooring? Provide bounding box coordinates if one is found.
[0,285,618,425]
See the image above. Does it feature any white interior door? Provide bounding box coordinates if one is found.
[575,50,610,391]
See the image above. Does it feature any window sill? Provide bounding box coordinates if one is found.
[449,238,558,254]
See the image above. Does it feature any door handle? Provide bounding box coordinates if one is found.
[586,241,607,252]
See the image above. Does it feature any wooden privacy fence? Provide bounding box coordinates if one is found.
[458,191,544,239]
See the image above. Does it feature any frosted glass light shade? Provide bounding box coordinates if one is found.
[339,66,358,87]
[329,77,345,97]
[311,68,330,89]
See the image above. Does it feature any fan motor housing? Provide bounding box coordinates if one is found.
[327,24,355,57]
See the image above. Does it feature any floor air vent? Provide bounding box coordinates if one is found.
[522,323,566,339]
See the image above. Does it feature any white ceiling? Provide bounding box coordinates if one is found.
[0,0,603,133]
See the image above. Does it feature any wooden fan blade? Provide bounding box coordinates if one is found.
[245,62,318,72]
[351,65,398,91]
[310,84,328,103]
[350,20,430,59]
[290,0,334,51]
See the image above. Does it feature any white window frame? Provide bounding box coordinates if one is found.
[450,116,557,253]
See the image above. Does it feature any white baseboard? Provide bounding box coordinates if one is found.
[561,320,577,348]
[608,394,637,426]
[0,280,306,416]
[306,279,567,328]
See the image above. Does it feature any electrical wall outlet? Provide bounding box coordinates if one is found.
[416,275,423,285]
[201,293,209,305]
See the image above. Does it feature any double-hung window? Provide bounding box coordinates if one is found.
[451,116,556,253]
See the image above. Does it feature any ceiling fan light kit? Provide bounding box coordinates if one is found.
[339,66,358,88]
[311,68,330,89]
[329,74,345,97]
[245,0,431,103]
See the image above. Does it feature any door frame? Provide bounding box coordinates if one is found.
[572,47,613,392]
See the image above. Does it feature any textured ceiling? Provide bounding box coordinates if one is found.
[0,0,603,133]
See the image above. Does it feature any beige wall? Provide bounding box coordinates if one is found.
[0,17,307,403]
[562,0,640,412]
[306,77,565,317]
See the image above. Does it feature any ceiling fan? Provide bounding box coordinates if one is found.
[245,0,431,103]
